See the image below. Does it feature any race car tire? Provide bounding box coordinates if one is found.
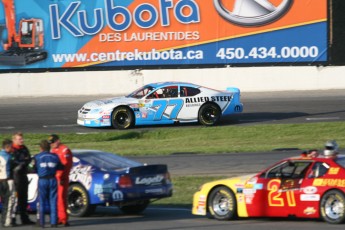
[320,190,345,224]
[198,103,221,126]
[208,186,237,220]
[120,200,150,215]
[68,184,96,217]
[112,107,134,129]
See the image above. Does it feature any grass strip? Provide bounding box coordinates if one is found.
[1,122,344,155]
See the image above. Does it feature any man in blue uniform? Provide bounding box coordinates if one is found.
[32,140,63,228]
[0,139,17,228]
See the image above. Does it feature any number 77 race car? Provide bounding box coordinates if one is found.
[77,82,243,129]
[193,154,345,224]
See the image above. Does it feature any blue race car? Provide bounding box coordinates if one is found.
[77,82,243,129]
[23,150,173,217]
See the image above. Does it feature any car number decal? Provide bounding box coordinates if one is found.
[267,179,296,207]
[152,99,184,120]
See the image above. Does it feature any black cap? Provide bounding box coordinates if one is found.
[48,134,59,144]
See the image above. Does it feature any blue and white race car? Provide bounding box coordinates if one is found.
[22,150,173,217]
[77,82,243,129]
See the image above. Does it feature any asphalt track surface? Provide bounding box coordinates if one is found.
[0,89,345,133]
[1,90,345,229]
[9,151,345,230]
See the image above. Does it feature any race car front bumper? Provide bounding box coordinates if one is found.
[77,113,111,127]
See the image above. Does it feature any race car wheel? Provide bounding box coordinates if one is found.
[320,190,345,224]
[112,107,134,129]
[120,200,150,215]
[68,184,96,217]
[198,103,221,126]
[208,186,237,220]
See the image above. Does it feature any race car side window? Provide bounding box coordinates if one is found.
[180,86,201,97]
[308,162,329,178]
[264,161,311,179]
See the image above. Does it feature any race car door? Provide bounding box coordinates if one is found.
[248,160,313,217]
[145,85,183,123]
[178,85,203,121]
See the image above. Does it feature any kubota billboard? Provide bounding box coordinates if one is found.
[0,0,328,70]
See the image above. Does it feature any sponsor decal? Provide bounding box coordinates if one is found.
[304,207,317,215]
[243,188,256,195]
[253,183,263,190]
[244,184,253,189]
[142,112,148,119]
[235,183,244,188]
[300,194,320,201]
[102,115,110,119]
[303,186,318,194]
[185,96,232,104]
[196,195,207,215]
[186,103,201,107]
[130,104,140,109]
[135,175,164,185]
[112,190,124,201]
[145,188,164,194]
[136,113,141,118]
[245,194,254,204]
[94,183,113,195]
[237,188,243,194]
[199,195,206,202]
[329,167,340,175]
[313,179,345,188]
[238,194,244,203]
[69,164,93,190]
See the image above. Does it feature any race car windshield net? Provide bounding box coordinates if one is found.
[76,151,142,171]
[127,85,156,99]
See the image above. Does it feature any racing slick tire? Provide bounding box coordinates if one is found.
[208,186,237,221]
[68,184,96,217]
[112,106,134,129]
[320,190,345,224]
[120,200,150,215]
[198,103,221,126]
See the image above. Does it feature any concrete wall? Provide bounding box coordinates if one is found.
[1,66,345,97]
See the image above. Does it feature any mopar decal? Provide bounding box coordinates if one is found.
[135,175,164,185]
[112,190,124,201]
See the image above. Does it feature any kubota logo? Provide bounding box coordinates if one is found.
[213,0,293,26]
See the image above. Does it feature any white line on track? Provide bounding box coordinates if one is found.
[306,117,340,121]
[0,126,15,130]
[43,124,78,128]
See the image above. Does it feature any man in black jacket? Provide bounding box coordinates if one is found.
[12,132,34,225]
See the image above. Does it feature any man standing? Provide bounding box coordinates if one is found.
[0,139,17,228]
[48,134,73,226]
[32,140,63,228]
[12,132,34,225]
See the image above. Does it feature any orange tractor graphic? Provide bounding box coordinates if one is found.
[0,0,47,65]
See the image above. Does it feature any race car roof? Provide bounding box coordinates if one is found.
[146,82,199,88]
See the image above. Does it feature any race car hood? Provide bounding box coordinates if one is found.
[83,96,137,109]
